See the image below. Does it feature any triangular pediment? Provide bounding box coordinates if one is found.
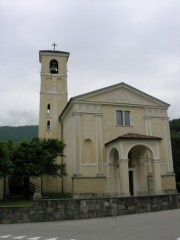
[72,82,169,108]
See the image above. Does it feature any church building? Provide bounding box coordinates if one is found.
[37,49,176,197]
[0,48,176,199]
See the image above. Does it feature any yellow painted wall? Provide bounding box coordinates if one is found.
[161,175,176,190]
[73,177,106,193]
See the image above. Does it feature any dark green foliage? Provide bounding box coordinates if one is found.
[0,140,16,198]
[0,135,67,197]
[0,125,38,143]
[0,140,15,177]
[12,138,66,178]
[10,137,67,195]
[170,119,180,134]
[170,119,180,189]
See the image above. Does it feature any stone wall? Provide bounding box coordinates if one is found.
[0,194,180,224]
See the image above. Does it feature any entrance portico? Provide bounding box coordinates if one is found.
[105,133,163,196]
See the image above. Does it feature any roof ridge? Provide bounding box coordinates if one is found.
[105,133,162,146]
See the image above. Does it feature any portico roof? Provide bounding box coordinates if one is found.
[105,133,162,146]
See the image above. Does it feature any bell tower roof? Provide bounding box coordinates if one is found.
[39,50,70,63]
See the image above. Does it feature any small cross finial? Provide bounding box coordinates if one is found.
[52,42,57,51]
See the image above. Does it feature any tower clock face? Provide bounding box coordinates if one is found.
[50,59,58,74]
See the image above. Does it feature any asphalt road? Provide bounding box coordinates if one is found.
[0,209,180,240]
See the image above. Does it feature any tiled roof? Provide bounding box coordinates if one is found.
[105,133,162,146]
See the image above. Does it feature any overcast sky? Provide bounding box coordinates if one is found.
[0,0,180,126]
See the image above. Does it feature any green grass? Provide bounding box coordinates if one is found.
[0,200,33,207]
[0,193,72,207]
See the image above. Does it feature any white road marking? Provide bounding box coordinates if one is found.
[177,238,180,240]
[27,238,41,240]
[0,236,12,239]
[0,236,72,240]
[45,238,58,240]
[12,237,26,239]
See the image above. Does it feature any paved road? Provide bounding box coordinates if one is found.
[0,209,180,240]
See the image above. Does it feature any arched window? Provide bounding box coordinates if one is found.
[83,139,93,163]
[47,120,50,130]
[47,104,50,114]
[50,59,58,74]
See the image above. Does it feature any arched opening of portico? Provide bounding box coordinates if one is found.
[127,144,154,196]
[109,148,120,194]
[106,138,162,196]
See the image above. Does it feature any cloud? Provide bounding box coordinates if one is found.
[0,0,180,125]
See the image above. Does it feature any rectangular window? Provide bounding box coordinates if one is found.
[116,110,130,126]
[124,111,130,126]
[116,110,123,125]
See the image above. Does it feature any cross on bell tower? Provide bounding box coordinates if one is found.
[52,42,57,51]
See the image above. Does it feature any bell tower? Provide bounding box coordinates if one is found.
[38,49,70,139]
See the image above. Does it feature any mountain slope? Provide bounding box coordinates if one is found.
[0,125,38,143]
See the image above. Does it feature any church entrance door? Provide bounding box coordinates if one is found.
[129,170,134,196]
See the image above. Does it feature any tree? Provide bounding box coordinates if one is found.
[170,119,180,192]
[0,140,15,198]
[12,137,67,196]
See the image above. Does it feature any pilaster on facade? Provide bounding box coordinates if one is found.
[118,159,130,196]
[163,117,174,173]
[144,116,152,136]
[152,159,162,193]
[95,113,103,174]
[73,112,82,174]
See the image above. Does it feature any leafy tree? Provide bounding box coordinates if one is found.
[0,141,15,198]
[170,119,180,134]
[170,119,180,191]
[12,137,67,195]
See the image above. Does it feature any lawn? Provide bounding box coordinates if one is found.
[0,193,72,207]
[0,200,33,207]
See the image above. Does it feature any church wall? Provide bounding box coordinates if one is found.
[101,105,146,168]
[60,100,175,195]
[62,105,106,193]
[160,164,168,175]
[100,103,175,194]
[151,117,164,158]
[161,175,176,192]
[42,176,62,193]
[80,165,97,177]
[81,114,97,176]
[151,117,174,175]
[101,105,146,145]
[72,177,106,193]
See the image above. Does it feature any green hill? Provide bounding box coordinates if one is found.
[0,125,38,143]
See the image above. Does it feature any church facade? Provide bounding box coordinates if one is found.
[37,49,176,197]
